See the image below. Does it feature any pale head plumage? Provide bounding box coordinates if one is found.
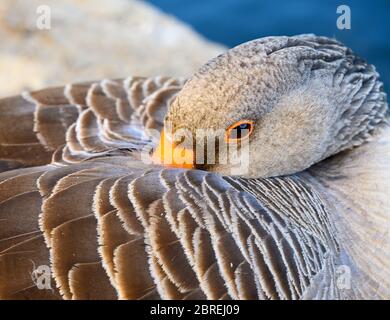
[165,34,388,178]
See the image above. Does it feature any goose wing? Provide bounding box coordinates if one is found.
[0,156,342,299]
[0,76,185,170]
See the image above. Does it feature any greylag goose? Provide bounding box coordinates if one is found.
[0,34,389,300]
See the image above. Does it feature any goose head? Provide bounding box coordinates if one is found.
[152,35,388,178]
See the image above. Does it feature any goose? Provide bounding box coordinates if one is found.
[0,34,389,300]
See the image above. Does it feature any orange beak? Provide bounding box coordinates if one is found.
[151,130,195,169]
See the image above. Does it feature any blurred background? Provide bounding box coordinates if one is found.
[0,0,389,96]
[149,0,390,90]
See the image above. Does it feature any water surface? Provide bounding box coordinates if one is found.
[148,0,390,91]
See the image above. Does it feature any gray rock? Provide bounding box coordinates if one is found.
[0,0,226,96]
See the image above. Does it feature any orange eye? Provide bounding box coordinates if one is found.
[225,120,254,143]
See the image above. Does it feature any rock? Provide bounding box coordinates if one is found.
[0,0,226,96]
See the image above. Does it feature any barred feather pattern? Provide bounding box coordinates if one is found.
[0,155,350,300]
[0,76,185,170]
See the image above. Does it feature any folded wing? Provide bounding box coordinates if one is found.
[0,76,185,170]
[0,155,342,299]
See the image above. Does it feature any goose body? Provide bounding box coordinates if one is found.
[0,35,389,300]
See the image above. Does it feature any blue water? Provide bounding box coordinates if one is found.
[148,0,390,92]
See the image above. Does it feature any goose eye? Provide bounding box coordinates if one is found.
[225,120,254,142]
